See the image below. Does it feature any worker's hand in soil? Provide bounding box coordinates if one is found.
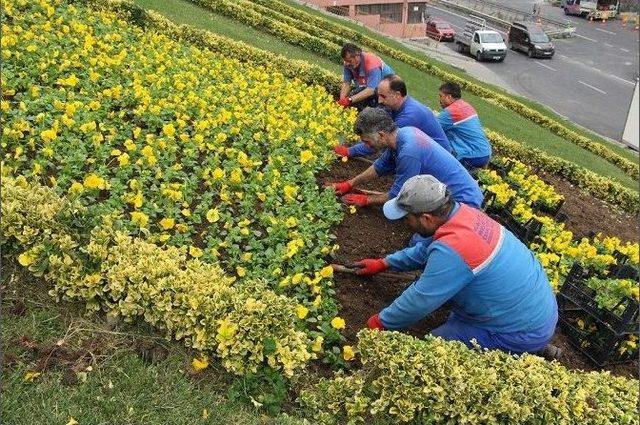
[367,313,385,330]
[333,145,350,157]
[336,97,351,107]
[354,258,389,276]
[342,193,369,206]
[330,180,353,196]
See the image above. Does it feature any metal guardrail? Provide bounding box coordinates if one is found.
[438,0,576,38]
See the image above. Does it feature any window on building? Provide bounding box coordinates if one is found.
[408,3,427,24]
[356,3,403,23]
[326,6,349,16]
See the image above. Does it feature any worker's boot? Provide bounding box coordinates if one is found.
[537,344,562,361]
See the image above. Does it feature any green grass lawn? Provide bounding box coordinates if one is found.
[1,264,305,425]
[132,0,638,188]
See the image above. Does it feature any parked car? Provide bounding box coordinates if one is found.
[508,22,555,58]
[425,19,455,41]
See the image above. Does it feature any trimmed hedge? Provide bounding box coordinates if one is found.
[300,330,640,424]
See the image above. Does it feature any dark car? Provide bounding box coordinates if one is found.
[426,19,455,41]
[507,22,555,58]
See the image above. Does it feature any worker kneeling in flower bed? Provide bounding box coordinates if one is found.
[358,174,559,355]
[330,107,483,211]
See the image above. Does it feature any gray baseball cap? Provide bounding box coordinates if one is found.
[383,175,450,220]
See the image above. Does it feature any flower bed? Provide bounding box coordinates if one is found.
[2,0,359,373]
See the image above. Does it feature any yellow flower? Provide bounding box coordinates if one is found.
[159,218,175,230]
[296,305,309,319]
[206,208,220,223]
[18,252,36,267]
[331,317,346,330]
[312,336,324,352]
[349,205,357,214]
[319,266,333,278]
[212,168,225,179]
[285,217,298,228]
[342,345,355,361]
[163,123,175,138]
[83,173,107,190]
[68,181,84,195]
[189,246,203,258]
[130,211,149,228]
[236,266,246,277]
[300,149,314,164]
[284,185,298,200]
[192,356,209,372]
[118,153,129,166]
[40,128,57,143]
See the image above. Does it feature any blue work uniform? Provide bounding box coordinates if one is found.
[349,96,451,157]
[373,127,483,207]
[379,202,558,354]
[438,99,492,168]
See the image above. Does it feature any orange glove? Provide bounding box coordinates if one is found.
[334,145,350,157]
[331,180,353,196]
[342,193,369,206]
[367,314,385,330]
[355,258,388,276]
[337,97,351,107]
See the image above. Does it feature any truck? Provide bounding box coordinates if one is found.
[455,16,507,62]
[562,0,619,20]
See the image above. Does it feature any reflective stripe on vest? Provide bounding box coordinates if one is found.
[351,52,384,86]
[446,99,478,125]
[433,204,504,274]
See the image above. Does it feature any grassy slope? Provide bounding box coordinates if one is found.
[132,0,637,188]
[0,265,304,425]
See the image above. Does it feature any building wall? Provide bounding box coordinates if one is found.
[303,0,428,38]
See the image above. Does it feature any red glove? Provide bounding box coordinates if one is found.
[367,314,385,330]
[334,145,350,157]
[331,180,353,196]
[355,258,388,276]
[342,193,369,207]
[337,97,351,107]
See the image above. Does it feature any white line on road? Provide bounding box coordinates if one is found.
[595,28,616,35]
[604,42,614,47]
[620,48,630,52]
[578,81,607,94]
[535,61,557,71]
[609,74,636,86]
[575,34,598,42]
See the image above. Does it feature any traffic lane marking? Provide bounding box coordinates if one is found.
[604,42,613,47]
[575,34,598,42]
[535,61,557,71]
[578,81,607,94]
[595,28,616,35]
[621,48,630,52]
[555,55,636,86]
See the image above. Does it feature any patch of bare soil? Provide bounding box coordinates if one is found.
[322,157,638,378]
[538,171,638,242]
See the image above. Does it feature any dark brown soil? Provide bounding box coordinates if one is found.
[322,157,639,378]
[538,171,638,242]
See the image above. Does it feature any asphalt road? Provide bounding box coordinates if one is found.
[421,1,639,142]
